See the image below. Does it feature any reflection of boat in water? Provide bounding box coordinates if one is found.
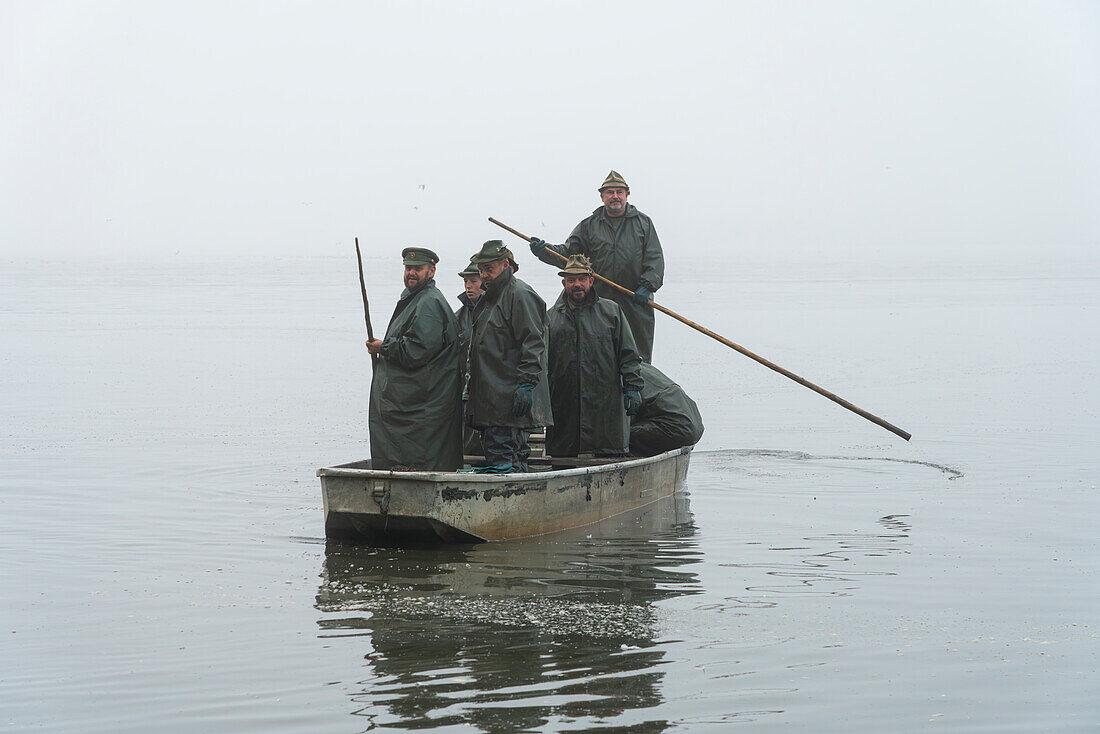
[318,446,692,543]
[315,493,700,731]
[317,491,699,610]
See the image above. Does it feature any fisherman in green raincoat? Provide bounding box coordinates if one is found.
[454,259,484,457]
[366,247,462,471]
[454,260,482,365]
[629,362,705,456]
[546,254,644,457]
[465,240,552,473]
[529,170,665,362]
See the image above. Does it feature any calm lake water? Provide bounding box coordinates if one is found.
[1,254,1097,732]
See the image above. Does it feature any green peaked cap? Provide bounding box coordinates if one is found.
[598,170,629,191]
[401,247,439,266]
[458,260,480,277]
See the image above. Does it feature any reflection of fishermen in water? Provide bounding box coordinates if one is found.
[316,494,698,731]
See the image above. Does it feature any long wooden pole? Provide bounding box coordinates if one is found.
[354,237,378,371]
[489,217,911,442]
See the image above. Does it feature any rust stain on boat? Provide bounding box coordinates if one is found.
[483,481,547,501]
[441,486,478,501]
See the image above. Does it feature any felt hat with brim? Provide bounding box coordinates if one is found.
[458,261,480,278]
[402,247,439,266]
[469,240,519,272]
[598,170,629,192]
[557,254,594,277]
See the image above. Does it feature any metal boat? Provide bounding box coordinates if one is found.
[318,446,693,543]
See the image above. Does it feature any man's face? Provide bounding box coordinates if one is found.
[404,263,435,290]
[477,259,509,285]
[600,186,628,217]
[563,274,594,305]
[463,274,483,302]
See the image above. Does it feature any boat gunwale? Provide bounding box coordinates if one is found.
[316,446,691,482]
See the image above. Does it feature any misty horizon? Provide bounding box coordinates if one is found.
[2,2,1097,272]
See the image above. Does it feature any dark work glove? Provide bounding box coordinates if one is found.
[529,237,548,256]
[512,382,535,417]
[624,389,642,416]
[632,286,652,305]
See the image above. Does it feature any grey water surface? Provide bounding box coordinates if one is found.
[1,255,1096,732]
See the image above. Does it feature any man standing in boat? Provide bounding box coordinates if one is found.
[465,240,552,473]
[630,362,704,456]
[528,170,665,363]
[546,254,644,457]
[454,259,483,457]
[454,260,482,370]
[365,247,463,472]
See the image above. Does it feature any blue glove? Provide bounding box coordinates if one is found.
[529,237,548,256]
[624,389,642,416]
[632,286,652,305]
[512,382,535,417]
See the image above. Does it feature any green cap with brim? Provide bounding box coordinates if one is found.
[469,240,519,272]
[458,261,480,278]
[598,170,629,192]
[557,254,593,277]
[402,247,439,266]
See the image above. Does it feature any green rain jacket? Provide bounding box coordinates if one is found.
[466,269,553,430]
[629,362,704,456]
[546,288,644,457]
[368,278,462,471]
[455,292,477,365]
[454,292,483,455]
[540,203,664,362]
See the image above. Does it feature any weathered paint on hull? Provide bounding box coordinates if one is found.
[318,447,692,543]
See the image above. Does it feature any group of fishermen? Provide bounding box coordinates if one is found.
[367,171,704,474]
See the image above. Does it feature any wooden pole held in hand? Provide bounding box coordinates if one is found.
[355,237,378,371]
[488,217,911,441]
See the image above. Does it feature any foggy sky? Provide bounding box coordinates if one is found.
[2,1,1098,269]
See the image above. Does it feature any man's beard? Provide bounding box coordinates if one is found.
[568,287,587,304]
